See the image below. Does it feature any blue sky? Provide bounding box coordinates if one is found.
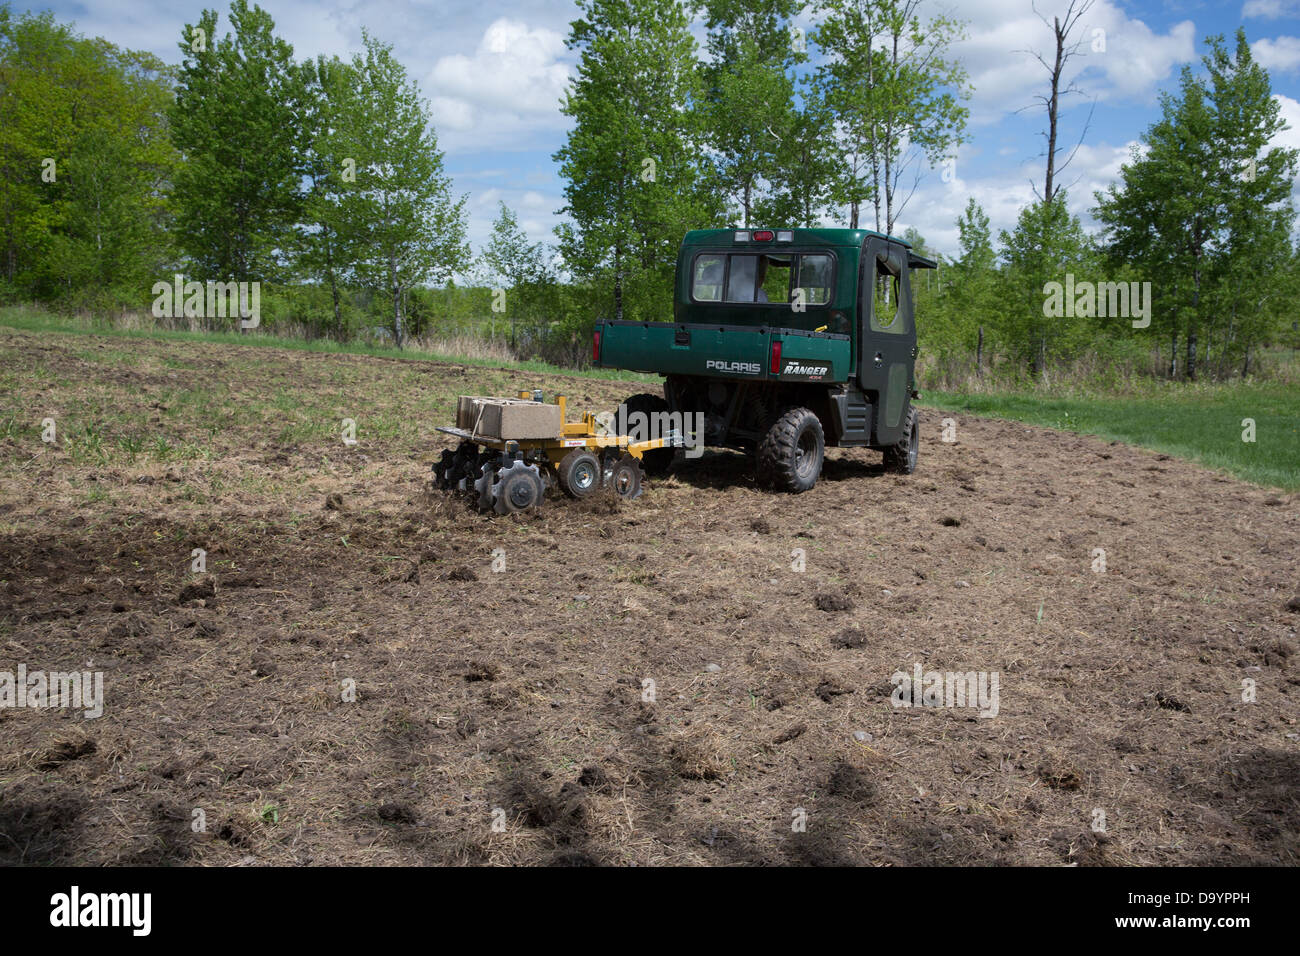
[38,0,1300,260]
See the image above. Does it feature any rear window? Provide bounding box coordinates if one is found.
[692,255,725,302]
[691,252,834,307]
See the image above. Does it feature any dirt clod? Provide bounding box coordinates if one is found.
[831,628,868,649]
[177,575,215,604]
[814,591,854,612]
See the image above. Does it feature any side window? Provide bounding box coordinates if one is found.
[870,253,907,334]
[692,255,725,302]
[795,254,833,306]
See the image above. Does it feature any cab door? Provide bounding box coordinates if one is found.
[857,238,915,447]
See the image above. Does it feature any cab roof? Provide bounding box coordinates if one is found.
[682,228,937,268]
[682,227,911,248]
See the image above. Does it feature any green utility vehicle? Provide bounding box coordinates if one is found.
[593,227,936,491]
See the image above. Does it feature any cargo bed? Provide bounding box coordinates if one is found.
[595,320,850,384]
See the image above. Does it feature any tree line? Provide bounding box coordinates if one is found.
[911,30,1298,384]
[2,0,469,348]
[556,0,1297,381]
[2,0,1297,379]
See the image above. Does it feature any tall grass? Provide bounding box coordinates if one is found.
[0,304,654,383]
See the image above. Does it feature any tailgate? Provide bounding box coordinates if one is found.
[595,321,849,384]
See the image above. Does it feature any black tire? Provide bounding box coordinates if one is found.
[557,449,602,499]
[883,407,920,474]
[609,454,644,500]
[758,407,824,493]
[620,392,674,476]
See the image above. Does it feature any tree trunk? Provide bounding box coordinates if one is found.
[389,254,404,349]
[613,239,624,323]
[976,325,983,377]
[324,229,342,339]
[1044,17,1063,203]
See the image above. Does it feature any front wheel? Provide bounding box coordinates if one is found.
[883,407,920,474]
[758,407,824,493]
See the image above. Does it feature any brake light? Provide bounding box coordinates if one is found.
[752,230,774,241]
[769,338,782,375]
[592,328,602,363]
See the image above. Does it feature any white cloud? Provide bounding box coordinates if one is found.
[1273,93,1300,151]
[426,18,572,152]
[1271,94,1300,210]
[1253,36,1300,74]
[1243,0,1299,18]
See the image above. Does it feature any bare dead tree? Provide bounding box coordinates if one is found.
[1016,0,1096,203]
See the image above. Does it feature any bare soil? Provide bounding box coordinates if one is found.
[1,327,1297,866]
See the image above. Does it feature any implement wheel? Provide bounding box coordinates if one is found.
[609,454,644,500]
[558,449,602,499]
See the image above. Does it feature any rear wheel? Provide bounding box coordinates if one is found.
[557,449,602,499]
[609,454,644,500]
[883,407,920,474]
[620,392,674,476]
[758,407,824,493]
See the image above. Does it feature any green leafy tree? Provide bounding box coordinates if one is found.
[332,33,468,347]
[1095,30,1297,379]
[1000,194,1089,377]
[481,202,550,349]
[296,53,360,338]
[697,0,803,227]
[171,1,304,283]
[761,85,837,226]
[1202,30,1298,376]
[948,198,999,367]
[554,0,722,323]
[0,6,176,302]
[815,0,969,233]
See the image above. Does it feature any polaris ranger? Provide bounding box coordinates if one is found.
[593,227,936,491]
